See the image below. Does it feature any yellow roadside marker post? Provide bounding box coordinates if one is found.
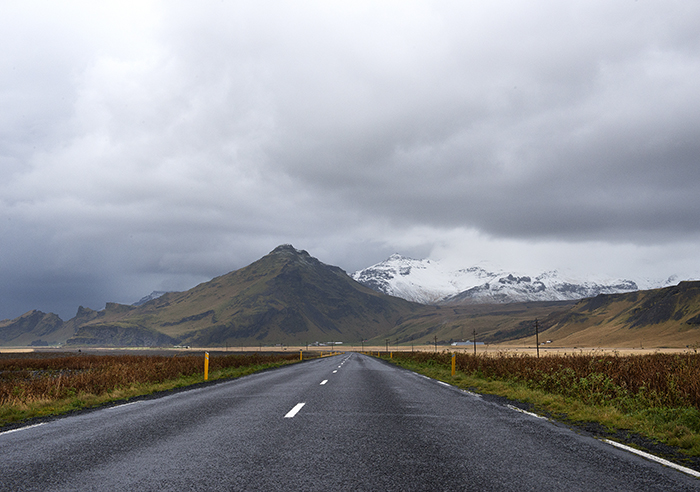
[300,350,303,361]
[451,352,456,376]
[204,352,209,381]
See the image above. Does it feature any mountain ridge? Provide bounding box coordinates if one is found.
[61,245,428,347]
[508,281,700,348]
[352,254,678,305]
[1,245,699,348]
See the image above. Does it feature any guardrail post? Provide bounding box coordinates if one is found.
[204,351,209,381]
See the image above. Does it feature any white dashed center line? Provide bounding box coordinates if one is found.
[320,380,328,385]
[284,403,305,418]
[333,370,337,373]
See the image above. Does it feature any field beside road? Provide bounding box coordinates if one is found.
[0,351,304,428]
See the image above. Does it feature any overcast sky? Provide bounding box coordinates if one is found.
[2,1,700,320]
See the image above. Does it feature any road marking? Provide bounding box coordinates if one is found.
[320,380,328,385]
[0,423,45,436]
[333,370,337,373]
[107,401,139,410]
[506,404,548,420]
[602,439,700,478]
[437,381,451,387]
[284,403,306,418]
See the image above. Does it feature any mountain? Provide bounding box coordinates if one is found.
[442,271,639,305]
[511,281,700,348]
[64,245,427,347]
[351,254,483,304]
[2,246,697,349]
[0,310,72,346]
[373,300,578,347]
[132,291,170,306]
[371,281,700,349]
[352,254,672,305]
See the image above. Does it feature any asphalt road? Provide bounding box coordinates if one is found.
[1,353,698,491]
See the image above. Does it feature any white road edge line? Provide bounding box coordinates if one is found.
[284,402,306,418]
[506,404,548,420]
[320,380,328,385]
[107,401,139,410]
[437,381,451,387]
[602,439,700,478]
[0,422,45,436]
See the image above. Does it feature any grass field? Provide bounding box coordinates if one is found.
[0,351,305,428]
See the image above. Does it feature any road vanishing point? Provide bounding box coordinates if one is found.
[1,353,698,491]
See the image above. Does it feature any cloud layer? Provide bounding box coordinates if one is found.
[2,1,700,319]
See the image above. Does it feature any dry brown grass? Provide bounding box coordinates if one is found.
[0,353,299,407]
[393,351,700,410]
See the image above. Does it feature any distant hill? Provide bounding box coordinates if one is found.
[0,310,71,346]
[2,247,699,349]
[507,281,700,348]
[63,245,427,347]
[368,300,577,346]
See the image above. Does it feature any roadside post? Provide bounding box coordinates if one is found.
[451,353,456,376]
[204,352,209,381]
[300,350,303,361]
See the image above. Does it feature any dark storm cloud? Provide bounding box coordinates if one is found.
[1,1,700,319]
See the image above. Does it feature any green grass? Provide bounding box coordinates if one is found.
[384,352,700,458]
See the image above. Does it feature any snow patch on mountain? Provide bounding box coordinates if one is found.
[133,291,170,306]
[352,254,679,305]
[351,254,494,304]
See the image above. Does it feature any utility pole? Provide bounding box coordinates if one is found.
[473,328,477,356]
[385,338,389,353]
[361,339,364,352]
[434,335,438,353]
[535,319,540,358]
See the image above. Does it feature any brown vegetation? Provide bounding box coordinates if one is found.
[393,351,700,411]
[0,352,299,407]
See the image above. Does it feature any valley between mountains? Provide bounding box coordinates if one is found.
[1,245,700,349]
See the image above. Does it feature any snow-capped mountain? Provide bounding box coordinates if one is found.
[351,254,678,305]
[132,291,170,306]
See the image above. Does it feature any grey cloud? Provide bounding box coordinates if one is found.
[2,1,700,319]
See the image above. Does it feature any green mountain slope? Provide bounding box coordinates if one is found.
[510,281,700,348]
[67,245,427,346]
[367,300,576,346]
[0,310,72,346]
